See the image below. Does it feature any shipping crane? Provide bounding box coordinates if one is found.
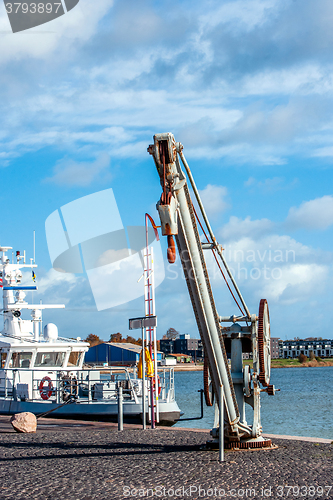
[148,133,277,449]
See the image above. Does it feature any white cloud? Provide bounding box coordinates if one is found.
[19,267,92,311]
[222,233,328,264]
[220,216,274,240]
[219,99,319,147]
[312,146,333,157]
[199,0,278,36]
[286,195,333,230]
[204,231,333,308]
[241,65,333,96]
[45,152,111,186]
[244,176,298,192]
[17,268,102,337]
[33,268,78,296]
[198,184,229,216]
[260,263,328,304]
[2,0,333,167]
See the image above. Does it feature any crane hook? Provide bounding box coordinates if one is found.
[167,235,176,264]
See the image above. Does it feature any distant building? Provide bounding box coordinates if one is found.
[160,335,280,360]
[159,339,175,355]
[85,342,163,366]
[160,335,204,361]
[271,337,280,359]
[175,336,203,359]
[279,339,333,359]
[168,353,192,363]
[159,357,177,366]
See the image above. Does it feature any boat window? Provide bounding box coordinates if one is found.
[8,352,32,369]
[1,352,7,369]
[34,352,66,367]
[68,352,84,367]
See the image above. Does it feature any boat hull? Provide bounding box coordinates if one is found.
[0,399,181,426]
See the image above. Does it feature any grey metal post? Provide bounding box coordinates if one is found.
[13,370,17,401]
[219,385,224,463]
[231,337,246,425]
[88,371,91,402]
[142,326,146,430]
[56,371,61,404]
[118,385,123,431]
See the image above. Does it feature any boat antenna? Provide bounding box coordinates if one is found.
[33,230,36,264]
[40,299,43,336]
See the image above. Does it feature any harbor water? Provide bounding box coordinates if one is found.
[173,366,333,440]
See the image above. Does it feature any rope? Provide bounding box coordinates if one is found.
[36,397,75,419]
[192,204,245,317]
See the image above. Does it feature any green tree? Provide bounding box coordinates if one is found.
[84,334,103,347]
[165,327,179,340]
[109,332,123,343]
[298,353,308,363]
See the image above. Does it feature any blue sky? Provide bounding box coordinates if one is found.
[1,0,333,341]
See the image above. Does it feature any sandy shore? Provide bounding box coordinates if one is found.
[169,361,333,370]
[98,361,333,374]
[173,364,203,371]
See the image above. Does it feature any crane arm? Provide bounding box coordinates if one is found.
[148,133,253,437]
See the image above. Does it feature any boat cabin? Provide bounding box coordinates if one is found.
[0,341,87,371]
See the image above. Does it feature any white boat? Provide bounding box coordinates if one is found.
[0,245,181,425]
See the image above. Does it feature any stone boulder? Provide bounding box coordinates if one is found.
[10,412,37,433]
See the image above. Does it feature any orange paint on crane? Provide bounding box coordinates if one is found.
[167,235,176,263]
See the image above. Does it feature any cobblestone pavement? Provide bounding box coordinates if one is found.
[0,420,332,500]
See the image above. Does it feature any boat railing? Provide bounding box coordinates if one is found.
[157,367,174,401]
[0,366,175,404]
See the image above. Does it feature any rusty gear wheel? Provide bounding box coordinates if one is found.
[203,357,214,406]
[267,384,276,396]
[258,299,271,387]
[225,438,272,450]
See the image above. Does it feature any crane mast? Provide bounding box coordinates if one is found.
[148,132,277,448]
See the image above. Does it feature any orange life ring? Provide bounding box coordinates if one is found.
[39,376,54,400]
[152,375,161,396]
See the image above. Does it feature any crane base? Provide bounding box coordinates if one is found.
[206,437,272,450]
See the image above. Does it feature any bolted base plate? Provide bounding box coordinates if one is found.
[206,437,273,450]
